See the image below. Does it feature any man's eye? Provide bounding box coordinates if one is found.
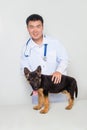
[37,25,41,28]
[29,25,34,29]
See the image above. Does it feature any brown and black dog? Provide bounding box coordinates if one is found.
[24,66,78,114]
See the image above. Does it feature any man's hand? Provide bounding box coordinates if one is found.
[52,71,62,84]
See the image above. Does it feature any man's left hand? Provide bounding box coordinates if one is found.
[52,71,62,84]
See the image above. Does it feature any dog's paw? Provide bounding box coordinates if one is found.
[40,109,49,114]
[65,105,72,110]
[33,105,42,110]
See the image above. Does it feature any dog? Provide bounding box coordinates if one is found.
[24,66,78,114]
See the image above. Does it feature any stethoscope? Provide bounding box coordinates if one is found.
[24,36,48,61]
[24,38,31,57]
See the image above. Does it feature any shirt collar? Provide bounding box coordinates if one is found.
[29,35,47,48]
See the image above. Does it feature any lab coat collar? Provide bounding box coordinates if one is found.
[30,35,48,48]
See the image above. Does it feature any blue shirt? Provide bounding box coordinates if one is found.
[20,35,68,75]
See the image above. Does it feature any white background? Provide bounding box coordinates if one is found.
[0,0,87,105]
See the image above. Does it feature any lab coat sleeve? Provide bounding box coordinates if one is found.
[56,42,69,75]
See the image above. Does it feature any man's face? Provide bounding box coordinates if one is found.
[27,20,43,42]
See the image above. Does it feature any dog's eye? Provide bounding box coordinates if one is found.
[28,76,33,81]
[35,77,39,80]
[30,78,33,81]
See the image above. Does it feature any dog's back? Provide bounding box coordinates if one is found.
[40,74,78,99]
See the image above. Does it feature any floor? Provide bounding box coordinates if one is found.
[0,100,87,130]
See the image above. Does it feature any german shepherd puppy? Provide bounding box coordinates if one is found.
[24,66,78,114]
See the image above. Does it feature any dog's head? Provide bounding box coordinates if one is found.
[24,66,41,90]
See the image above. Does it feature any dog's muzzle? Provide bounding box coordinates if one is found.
[32,85,38,91]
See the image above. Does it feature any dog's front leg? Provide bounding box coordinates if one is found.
[40,96,49,114]
[33,88,44,110]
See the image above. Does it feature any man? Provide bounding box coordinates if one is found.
[21,14,68,84]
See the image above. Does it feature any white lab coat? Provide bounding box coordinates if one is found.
[20,35,68,75]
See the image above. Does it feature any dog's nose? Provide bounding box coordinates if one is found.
[32,85,37,90]
[34,86,38,90]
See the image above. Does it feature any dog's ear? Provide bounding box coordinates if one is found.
[24,67,30,78]
[36,66,41,76]
[37,66,41,73]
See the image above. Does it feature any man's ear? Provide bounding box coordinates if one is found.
[36,66,41,76]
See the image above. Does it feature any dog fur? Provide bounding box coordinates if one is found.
[24,66,78,114]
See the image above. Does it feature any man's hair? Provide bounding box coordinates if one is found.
[26,14,44,26]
